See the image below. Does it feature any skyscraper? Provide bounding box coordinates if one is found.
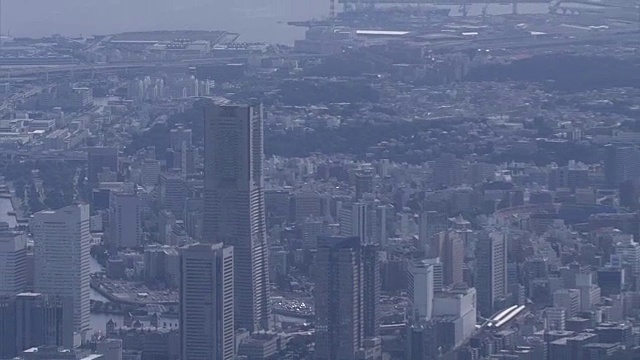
[604,144,640,188]
[363,244,380,338]
[180,243,234,360]
[32,204,91,335]
[0,230,27,296]
[408,259,435,321]
[475,231,508,317]
[108,188,141,249]
[315,236,363,360]
[204,103,271,331]
[15,292,74,351]
[433,231,464,287]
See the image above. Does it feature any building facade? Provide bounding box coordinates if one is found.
[203,103,271,332]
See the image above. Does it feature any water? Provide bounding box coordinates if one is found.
[3,0,324,44]
[0,196,17,228]
[1,1,552,44]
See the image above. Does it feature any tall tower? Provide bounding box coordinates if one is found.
[0,230,27,296]
[204,103,271,331]
[475,231,508,317]
[32,204,91,335]
[314,236,363,360]
[180,243,234,360]
[363,244,380,338]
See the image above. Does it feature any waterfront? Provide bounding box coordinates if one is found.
[3,0,552,44]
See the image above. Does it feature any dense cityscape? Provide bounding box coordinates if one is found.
[2,0,640,360]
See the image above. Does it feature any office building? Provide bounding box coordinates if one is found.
[419,211,448,254]
[363,244,380,338]
[32,204,91,334]
[408,259,435,321]
[0,293,74,358]
[433,231,464,287]
[160,173,187,220]
[314,236,363,360]
[355,171,374,200]
[180,243,234,360]
[88,147,118,186]
[475,231,508,317]
[16,293,74,351]
[96,338,123,360]
[432,153,465,188]
[140,159,161,188]
[604,144,640,188]
[203,103,271,331]
[0,230,27,296]
[292,191,323,224]
[553,289,581,318]
[108,188,141,249]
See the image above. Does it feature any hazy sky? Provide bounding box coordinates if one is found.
[3,0,328,43]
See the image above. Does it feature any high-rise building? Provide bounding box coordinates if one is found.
[32,204,91,335]
[16,292,74,351]
[160,173,187,220]
[432,153,465,189]
[419,211,448,254]
[475,231,508,317]
[437,231,464,287]
[604,144,640,188]
[315,236,363,360]
[0,231,27,296]
[363,244,380,338]
[180,243,234,360]
[408,259,435,321]
[203,103,271,331]
[0,293,74,358]
[355,171,374,200]
[88,147,118,186]
[108,188,141,249]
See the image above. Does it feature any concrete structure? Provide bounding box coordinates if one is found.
[408,259,435,321]
[0,231,27,296]
[203,103,271,332]
[96,338,123,360]
[553,289,581,318]
[108,188,141,249]
[32,204,90,335]
[363,244,380,338]
[314,236,363,360]
[180,243,234,360]
[476,231,508,317]
[88,147,118,186]
[419,210,448,254]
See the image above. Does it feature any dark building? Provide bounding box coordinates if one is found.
[604,144,640,188]
[597,267,624,296]
[87,147,119,186]
[363,244,380,338]
[355,171,374,201]
[314,236,363,360]
[0,293,73,358]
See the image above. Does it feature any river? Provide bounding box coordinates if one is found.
[1,0,554,44]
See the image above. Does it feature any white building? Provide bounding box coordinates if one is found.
[408,259,435,321]
[546,307,566,331]
[0,230,27,295]
[432,287,477,346]
[32,204,91,335]
[615,233,640,274]
[108,189,142,249]
[553,289,581,318]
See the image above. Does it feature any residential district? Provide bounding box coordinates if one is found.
[3,1,640,360]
